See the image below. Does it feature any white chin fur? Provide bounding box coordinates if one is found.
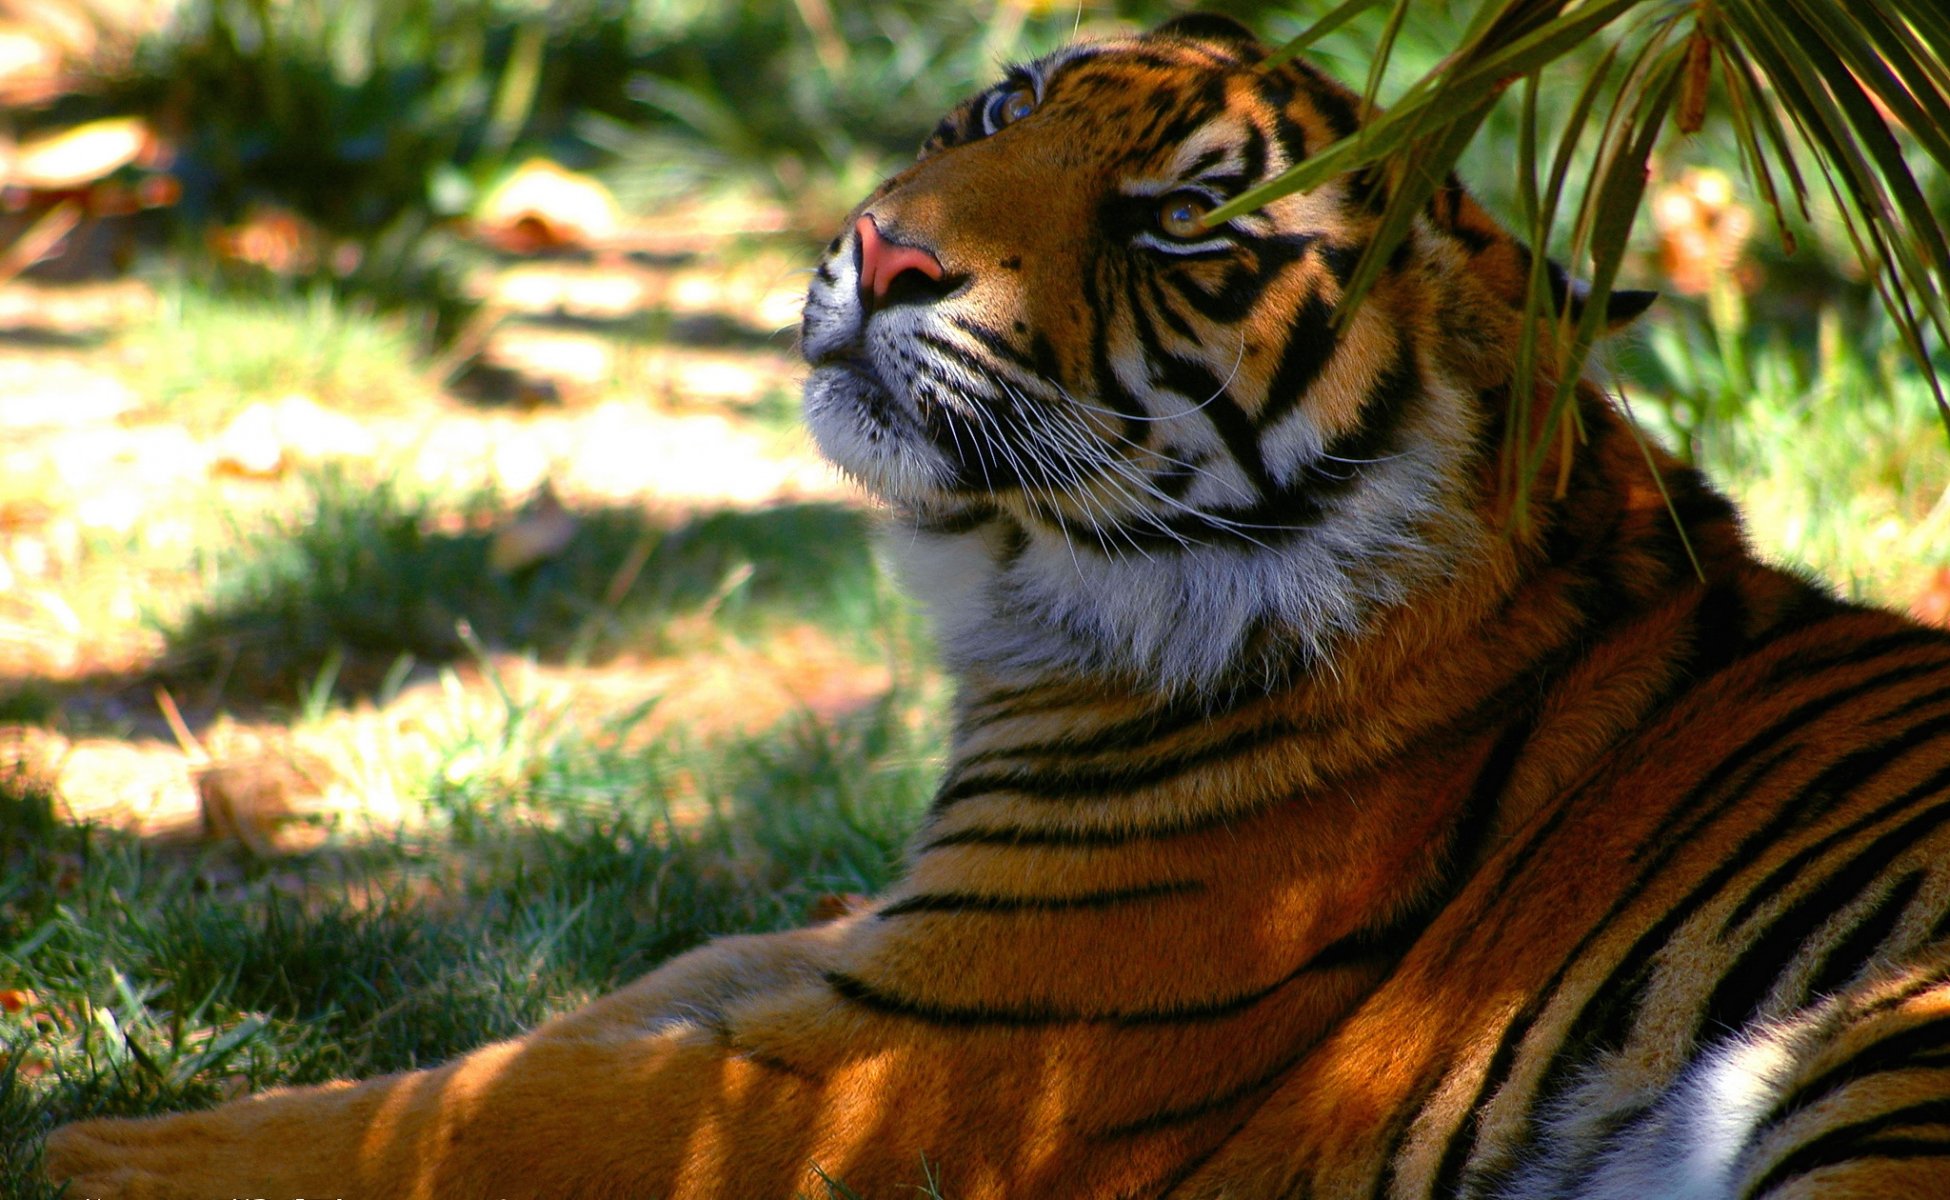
[803,366,954,502]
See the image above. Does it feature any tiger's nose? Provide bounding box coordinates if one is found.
[856,215,951,313]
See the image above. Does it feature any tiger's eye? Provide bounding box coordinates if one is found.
[989,86,1037,130]
[1159,194,1212,239]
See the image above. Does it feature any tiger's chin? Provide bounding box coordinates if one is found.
[803,361,957,506]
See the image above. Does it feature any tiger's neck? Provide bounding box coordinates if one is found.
[886,363,1506,697]
[905,389,1806,917]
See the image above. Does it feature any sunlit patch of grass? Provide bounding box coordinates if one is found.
[2,685,943,1199]
[119,284,426,430]
[1624,301,1949,609]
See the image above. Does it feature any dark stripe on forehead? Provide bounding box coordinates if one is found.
[1286,61,1362,140]
[1263,100,1310,166]
[1183,146,1228,178]
[1239,121,1268,184]
[1134,73,1236,153]
[1315,239,1362,287]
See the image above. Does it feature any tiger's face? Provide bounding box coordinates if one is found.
[800,17,1524,691]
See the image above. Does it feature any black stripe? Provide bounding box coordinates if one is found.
[1762,628,1950,685]
[1238,123,1267,191]
[1153,352,1271,492]
[949,317,1040,372]
[1726,760,1950,930]
[1151,1119,1265,1199]
[1703,823,1942,1040]
[1145,268,1201,342]
[1878,681,1950,725]
[1635,656,1950,866]
[1087,264,1150,425]
[1298,69,1360,141]
[1085,333,1419,553]
[1314,240,1362,288]
[1477,741,1950,1192]
[1804,869,1926,1000]
[1536,749,1950,1121]
[1269,98,1312,165]
[932,720,1306,810]
[1368,1055,1464,1200]
[1765,711,1950,842]
[915,328,1012,382]
[1182,146,1227,178]
[1744,1103,1950,1200]
[1762,1013,1950,1129]
[934,561,1636,845]
[922,802,1269,850]
[1162,231,1311,326]
[953,693,1259,770]
[1094,1049,1305,1141]
[1309,334,1419,476]
[876,879,1201,918]
[825,941,1352,1029]
[1255,289,1337,431]
[1431,657,1947,1194]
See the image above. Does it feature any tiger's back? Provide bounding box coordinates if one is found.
[44,15,1950,1200]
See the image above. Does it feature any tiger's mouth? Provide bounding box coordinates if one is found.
[808,350,920,436]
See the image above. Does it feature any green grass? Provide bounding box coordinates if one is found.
[161,468,896,706]
[122,285,428,430]
[1622,296,1949,608]
[1,688,943,1199]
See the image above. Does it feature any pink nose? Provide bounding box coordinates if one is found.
[856,215,944,301]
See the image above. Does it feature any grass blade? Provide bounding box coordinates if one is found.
[1334,95,1500,322]
[1261,0,1391,69]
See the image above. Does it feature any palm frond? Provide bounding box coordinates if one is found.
[1232,0,1950,505]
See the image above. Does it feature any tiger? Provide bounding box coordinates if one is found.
[45,13,1950,1199]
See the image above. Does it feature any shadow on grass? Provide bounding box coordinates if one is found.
[0,327,113,351]
[150,472,885,711]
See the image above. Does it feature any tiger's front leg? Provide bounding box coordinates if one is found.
[44,924,852,1199]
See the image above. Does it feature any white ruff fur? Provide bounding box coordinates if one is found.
[882,393,1490,695]
[1494,1029,1804,1200]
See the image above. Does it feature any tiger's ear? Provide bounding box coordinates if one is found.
[1547,260,1657,332]
[1151,13,1264,53]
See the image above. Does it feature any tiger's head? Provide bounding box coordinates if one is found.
[800,15,1651,695]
